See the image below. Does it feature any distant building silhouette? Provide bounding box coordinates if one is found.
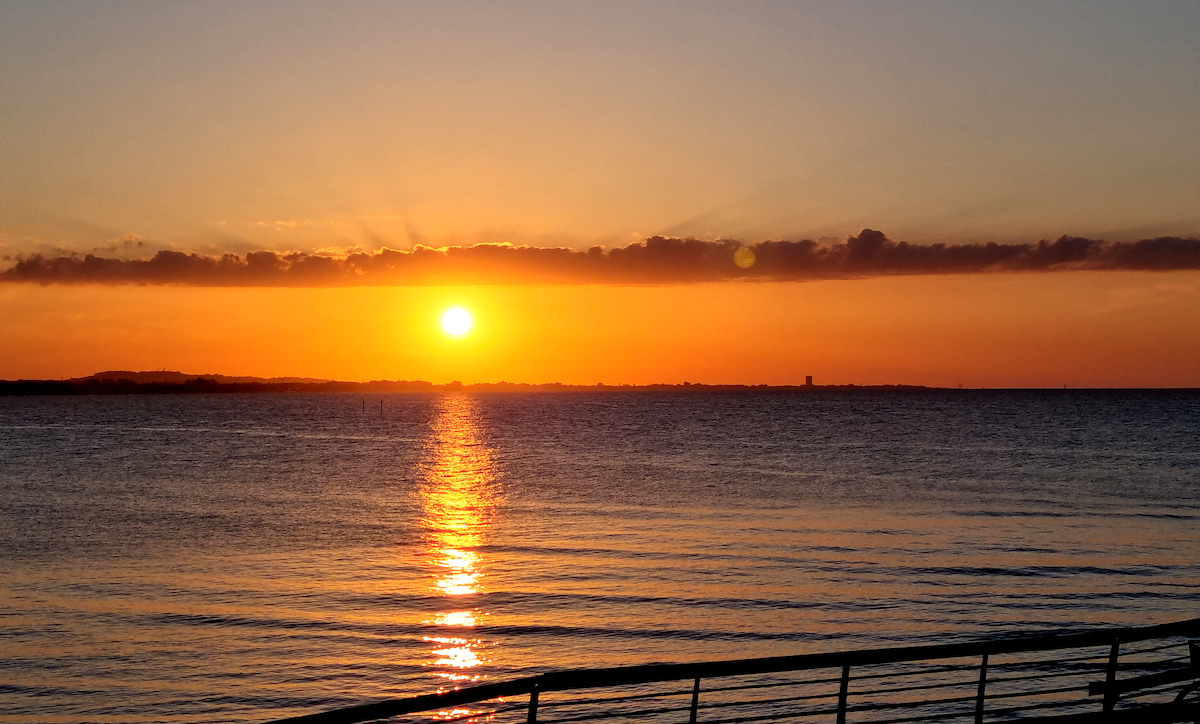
[805,375,813,387]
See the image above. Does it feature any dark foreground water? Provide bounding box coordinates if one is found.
[0,391,1198,723]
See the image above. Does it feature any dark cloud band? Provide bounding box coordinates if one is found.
[4,230,1199,286]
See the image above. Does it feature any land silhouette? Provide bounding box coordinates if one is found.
[0,371,932,395]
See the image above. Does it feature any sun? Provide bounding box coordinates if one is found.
[441,307,472,336]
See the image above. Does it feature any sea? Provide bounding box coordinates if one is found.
[0,390,1198,723]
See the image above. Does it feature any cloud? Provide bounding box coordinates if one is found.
[2,231,1198,286]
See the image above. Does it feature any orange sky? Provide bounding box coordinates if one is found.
[1,4,1196,257]
[3,271,1198,388]
[2,5,1196,389]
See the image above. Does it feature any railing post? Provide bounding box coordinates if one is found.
[1103,641,1120,713]
[689,677,701,724]
[527,681,539,724]
[975,653,988,724]
[837,665,849,724]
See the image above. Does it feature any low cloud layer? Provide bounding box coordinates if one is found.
[4,230,1199,286]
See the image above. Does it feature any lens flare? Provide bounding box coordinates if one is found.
[734,247,756,269]
[441,308,472,336]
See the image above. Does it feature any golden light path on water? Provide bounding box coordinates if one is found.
[418,394,502,719]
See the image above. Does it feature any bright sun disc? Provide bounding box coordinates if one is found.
[442,308,472,336]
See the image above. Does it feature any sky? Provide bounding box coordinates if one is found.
[1,1,1197,386]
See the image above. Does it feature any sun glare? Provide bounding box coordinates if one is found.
[441,308,472,336]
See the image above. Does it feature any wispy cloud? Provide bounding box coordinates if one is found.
[3,230,1198,286]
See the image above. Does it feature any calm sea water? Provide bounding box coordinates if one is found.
[1,391,1198,723]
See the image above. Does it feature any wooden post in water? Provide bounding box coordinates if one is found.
[527,682,539,724]
[689,677,701,724]
[975,653,988,724]
[836,665,849,724]
[1103,641,1120,713]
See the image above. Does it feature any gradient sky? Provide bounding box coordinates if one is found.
[1,1,1197,385]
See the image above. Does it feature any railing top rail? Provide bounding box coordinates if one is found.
[266,617,1200,724]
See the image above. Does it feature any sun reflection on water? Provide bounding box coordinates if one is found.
[419,394,500,697]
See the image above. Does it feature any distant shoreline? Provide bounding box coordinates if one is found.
[0,375,928,395]
[0,373,1196,395]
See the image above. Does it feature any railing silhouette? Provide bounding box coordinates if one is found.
[268,618,1200,724]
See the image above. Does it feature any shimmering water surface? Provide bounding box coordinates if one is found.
[1,391,1198,723]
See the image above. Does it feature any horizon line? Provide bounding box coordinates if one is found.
[2,374,1198,393]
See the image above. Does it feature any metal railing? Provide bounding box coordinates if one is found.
[267,618,1200,724]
